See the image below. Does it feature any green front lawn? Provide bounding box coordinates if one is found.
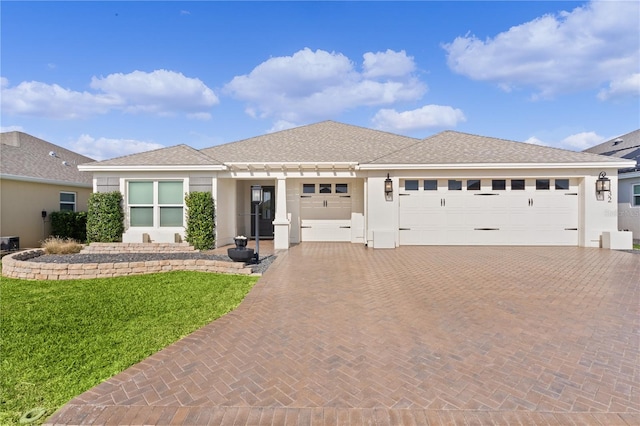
[0,271,258,425]
[634,244,640,250]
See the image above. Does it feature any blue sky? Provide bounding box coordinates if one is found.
[1,1,639,161]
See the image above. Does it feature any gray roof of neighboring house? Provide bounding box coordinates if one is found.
[0,131,94,185]
[583,129,640,172]
[81,144,222,167]
[369,130,627,165]
[201,121,420,163]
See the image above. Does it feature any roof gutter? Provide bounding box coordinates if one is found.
[78,164,227,172]
[358,160,636,171]
[0,173,92,188]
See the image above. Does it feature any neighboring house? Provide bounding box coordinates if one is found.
[0,132,93,249]
[584,129,640,242]
[78,121,635,250]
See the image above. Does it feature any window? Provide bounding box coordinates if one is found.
[60,192,76,211]
[555,179,570,190]
[634,184,640,207]
[511,180,525,190]
[467,179,481,191]
[448,180,462,190]
[536,179,550,190]
[492,180,506,191]
[336,183,348,194]
[424,180,438,191]
[405,180,419,191]
[128,181,184,227]
[319,183,332,193]
[302,184,315,194]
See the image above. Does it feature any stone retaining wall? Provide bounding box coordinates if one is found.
[1,250,253,280]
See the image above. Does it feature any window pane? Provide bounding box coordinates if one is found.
[536,179,550,190]
[448,180,462,190]
[60,192,76,202]
[130,207,153,226]
[492,180,506,190]
[160,207,183,227]
[302,184,315,194]
[555,179,569,190]
[129,182,153,204]
[319,184,332,193]
[467,179,481,190]
[158,181,183,204]
[336,184,348,194]
[633,185,640,195]
[424,180,437,191]
[634,196,640,207]
[60,203,75,212]
[405,180,419,191]
[511,179,525,190]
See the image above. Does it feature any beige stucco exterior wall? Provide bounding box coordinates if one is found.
[0,179,91,248]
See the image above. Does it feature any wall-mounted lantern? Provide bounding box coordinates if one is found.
[41,210,47,219]
[596,171,611,201]
[384,174,393,200]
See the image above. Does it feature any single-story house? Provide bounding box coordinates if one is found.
[584,129,640,243]
[0,131,94,249]
[78,121,636,250]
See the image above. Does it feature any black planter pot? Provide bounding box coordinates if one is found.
[234,238,248,249]
[227,247,255,263]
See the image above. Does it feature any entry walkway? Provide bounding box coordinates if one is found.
[47,244,639,425]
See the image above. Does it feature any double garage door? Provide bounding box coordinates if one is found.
[399,178,579,246]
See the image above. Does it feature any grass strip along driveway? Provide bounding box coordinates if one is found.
[0,270,258,425]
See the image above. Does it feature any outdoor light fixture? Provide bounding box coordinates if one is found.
[384,173,393,197]
[251,185,263,263]
[596,171,611,201]
[41,210,47,219]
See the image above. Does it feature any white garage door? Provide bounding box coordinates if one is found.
[399,178,579,246]
[300,183,353,242]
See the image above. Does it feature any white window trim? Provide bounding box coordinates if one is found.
[633,184,640,207]
[60,191,77,212]
[126,180,186,229]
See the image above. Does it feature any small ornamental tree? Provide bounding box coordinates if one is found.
[86,191,124,243]
[185,191,215,251]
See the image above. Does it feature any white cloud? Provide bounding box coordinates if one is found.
[372,105,466,132]
[0,70,218,119]
[224,48,426,124]
[362,49,416,78]
[598,73,640,100]
[70,134,165,161]
[267,120,298,134]
[524,136,549,147]
[560,131,604,150]
[443,1,640,100]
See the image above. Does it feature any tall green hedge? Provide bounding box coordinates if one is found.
[86,192,124,243]
[50,211,88,242]
[185,192,215,251]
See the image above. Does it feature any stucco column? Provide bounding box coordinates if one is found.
[273,177,290,249]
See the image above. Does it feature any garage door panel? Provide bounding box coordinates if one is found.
[398,180,579,246]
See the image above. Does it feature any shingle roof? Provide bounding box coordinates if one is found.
[583,129,640,172]
[201,121,420,163]
[368,131,629,165]
[0,131,93,185]
[82,144,222,167]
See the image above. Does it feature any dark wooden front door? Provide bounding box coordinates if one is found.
[251,186,275,238]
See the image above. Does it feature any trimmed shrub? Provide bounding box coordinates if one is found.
[185,192,215,251]
[41,236,83,254]
[50,211,88,242]
[86,192,124,243]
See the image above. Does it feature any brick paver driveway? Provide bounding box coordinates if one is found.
[47,244,639,425]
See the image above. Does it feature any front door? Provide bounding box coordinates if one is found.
[251,186,275,238]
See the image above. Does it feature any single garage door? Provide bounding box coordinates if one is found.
[300,182,353,242]
[399,178,579,246]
